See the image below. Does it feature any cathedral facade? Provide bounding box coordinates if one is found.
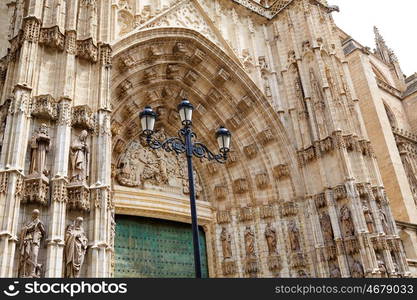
[0,0,416,278]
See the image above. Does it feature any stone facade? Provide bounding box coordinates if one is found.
[0,0,415,278]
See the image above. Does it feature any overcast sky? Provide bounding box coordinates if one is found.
[331,0,417,77]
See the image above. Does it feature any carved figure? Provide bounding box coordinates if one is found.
[29,124,50,176]
[288,220,301,251]
[340,205,355,237]
[70,130,89,183]
[321,213,334,244]
[351,260,364,278]
[18,209,46,278]
[264,223,277,255]
[64,217,88,278]
[244,226,255,257]
[220,227,232,259]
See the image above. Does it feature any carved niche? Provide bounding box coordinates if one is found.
[115,130,203,198]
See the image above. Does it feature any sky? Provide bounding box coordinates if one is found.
[331,0,417,77]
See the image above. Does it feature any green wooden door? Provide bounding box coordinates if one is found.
[114,215,209,278]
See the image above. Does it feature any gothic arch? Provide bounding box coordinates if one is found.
[109,28,306,276]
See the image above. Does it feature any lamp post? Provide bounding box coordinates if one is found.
[139,99,231,278]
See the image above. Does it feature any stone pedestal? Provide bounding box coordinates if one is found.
[67,182,90,212]
[22,174,49,206]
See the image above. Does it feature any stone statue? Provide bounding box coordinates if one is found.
[220,227,232,259]
[288,220,301,251]
[244,226,255,257]
[330,263,341,278]
[378,206,390,234]
[351,260,364,278]
[376,254,387,278]
[29,124,50,176]
[340,205,355,237]
[70,130,89,183]
[64,217,88,278]
[264,223,277,255]
[320,213,334,244]
[362,200,374,233]
[18,209,46,278]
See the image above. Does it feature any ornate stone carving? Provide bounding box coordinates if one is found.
[76,38,98,63]
[329,263,341,278]
[173,42,188,56]
[257,128,275,145]
[18,209,46,278]
[237,207,254,222]
[184,69,199,86]
[222,261,237,275]
[237,95,254,113]
[118,54,136,72]
[214,68,230,86]
[214,185,227,200]
[31,95,58,120]
[267,255,281,271]
[320,213,334,245]
[273,163,290,179]
[190,48,206,65]
[220,227,232,259]
[314,192,326,208]
[260,204,275,219]
[288,220,301,251]
[291,251,307,268]
[115,132,202,197]
[217,210,231,224]
[72,105,95,130]
[344,236,359,254]
[67,184,90,212]
[265,223,277,255]
[23,177,49,206]
[362,199,374,233]
[233,178,249,194]
[333,184,347,200]
[244,226,256,257]
[64,217,88,278]
[281,201,298,217]
[206,163,218,175]
[28,124,50,176]
[118,79,133,97]
[51,179,68,203]
[22,17,41,43]
[351,260,364,278]
[39,26,65,50]
[243,143,258,159]
[255,172,269,189]
[0,172,9,194]
[166,64,181,79]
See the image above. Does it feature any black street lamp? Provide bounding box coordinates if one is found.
[139,99,231,278]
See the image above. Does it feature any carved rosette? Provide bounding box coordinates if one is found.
[67,184,90,212]
[71,105,95,130]
[39,26,65,51]
[22,176,49,206]
[76,38,98,63]
[31,95,58,120]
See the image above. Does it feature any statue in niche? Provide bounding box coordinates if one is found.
[220,227,232,259]
[262,73,272,98]
[340,205,355,237]
[69,130,89,183]
[351,260,364,278]
[320,213,334,244]
[241,49,254,70]
[64,217,88,278]
[18,209,46,278]
[330,263,341,278]
[376,254,387,278]
[244,226,256,257]
[377,203,390,234]
[288,220,301,252]
[29,124,50,176]
[362,200,374,233]
[264,223,277,255]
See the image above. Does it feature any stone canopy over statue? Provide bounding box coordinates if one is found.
[64,217,88,278]
[115,130,203,197]
[18,209,46,278]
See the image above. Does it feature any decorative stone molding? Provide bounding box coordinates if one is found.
[280,201,298,217]
[111,121,123,136]
[206,88,222,105]
[297,146,316,166]
[72,105,95,130]
[31,95,58,120]
[113,139,126,154]
[324,245,337,261]
[91,187,110,209]
[214,68,230,86]
[371,236,389,251]
[233,178,249,194]
[173,42,188,56]
[118,54,136,72]
[51,179,68,203]
[183,69,199,86]
[57,98,72,126]
[314,192,326,209]
[344,236,359,254]
[10,85,31,116]
[255,172,269,189]
[237,206,254,222]
[39,26,65,51]
[76,38,98,63]
[216,210,231,224]
[291,252,307,268]
[333,184,347,200]
[319,136,334,153]
[226,112,244,130]
[257,128,275,145]
[226,151,238,166]
[273,163,290,179]
[118,79,133,97]
[237,95,254,113]
[260,204,275,219]
[205,163,218,175]
[356,183,369,198]
[22,17,41,43]
[0,172,9,194]
[67,183,90,212]
[22,175,49,206]
[65,31,77,55]
[243,143,258,159]
[143,67,158,83]
[222,260,237,276]
[267,255,281,271]
[166,64,181,80]
[100,44,112,67]
[244,257,258,274]
[214,185,227,200]
[190,48,205,65]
